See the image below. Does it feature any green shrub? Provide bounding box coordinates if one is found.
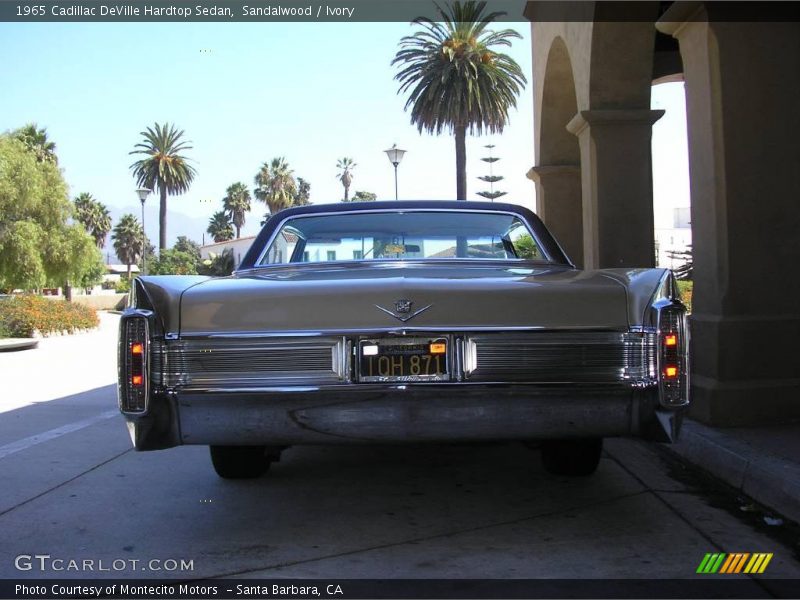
[115,277,131,293]
[0,295,99,337]
[677,280,693,314]
[149,249,198,275]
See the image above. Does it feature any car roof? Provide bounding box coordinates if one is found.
[272,200,532,218]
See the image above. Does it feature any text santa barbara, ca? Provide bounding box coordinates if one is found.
[10,3,358,20]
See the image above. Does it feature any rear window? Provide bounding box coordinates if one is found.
[257,210,547,265]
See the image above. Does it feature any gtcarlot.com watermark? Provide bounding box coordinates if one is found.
[15,554,194,573]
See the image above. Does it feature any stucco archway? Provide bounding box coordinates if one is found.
[526,10,663,269]
[525,1,800,426]
[527,37,582,266]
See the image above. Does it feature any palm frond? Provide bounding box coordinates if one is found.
[392,0,526,137]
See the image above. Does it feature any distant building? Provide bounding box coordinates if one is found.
[97,264,140,294]
[105,264,139,279]
[202,234,433,265]
[654,207,692,269]
[200,236,256,266]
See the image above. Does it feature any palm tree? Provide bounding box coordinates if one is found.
[222,182,251,238]
[336,157,356,201]
[129,122,197,250]
[112,214,144,279]
[392,1,526,200]
[254,157,297,221]
[13,123,57,163]
[207,211,234,243]
[295,177,312,206]
[73,193,112,248]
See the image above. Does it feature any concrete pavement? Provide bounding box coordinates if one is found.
[0,311,798,589]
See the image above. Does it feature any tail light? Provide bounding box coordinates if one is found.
[657,304,689,407]
[118,313,151,413]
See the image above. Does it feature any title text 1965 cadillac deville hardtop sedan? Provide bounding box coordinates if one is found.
[118,201,689,478]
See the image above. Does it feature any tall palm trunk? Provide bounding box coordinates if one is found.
[342,171,352,201]
[455,124,467,201]
[235,223,241,239]
[159,186,168,250]
[455,124,469,257]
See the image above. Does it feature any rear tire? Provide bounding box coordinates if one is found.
[540,438,603,476]
[210,445,271,479]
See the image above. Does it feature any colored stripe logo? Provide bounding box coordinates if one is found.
[697,553,773,574]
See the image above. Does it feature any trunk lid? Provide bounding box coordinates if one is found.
[178,263,631,334]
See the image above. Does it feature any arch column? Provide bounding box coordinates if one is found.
[526,165,582,266]
[658,3,800,425]
[567,109,663,269]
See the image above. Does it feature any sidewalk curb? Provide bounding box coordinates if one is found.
[664,420,800,524]
[0,338,38,352]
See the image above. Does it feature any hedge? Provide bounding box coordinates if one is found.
[677,280,693,314]
[0,295,99,338]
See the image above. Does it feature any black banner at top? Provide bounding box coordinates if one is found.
[1,1,799,23]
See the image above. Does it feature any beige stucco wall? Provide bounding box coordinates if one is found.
[200,236,256,266]
[528,11,660,269]
[657,5,800,425]
[528,1,800,425]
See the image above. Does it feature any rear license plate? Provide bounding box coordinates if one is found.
[358,337,449,382]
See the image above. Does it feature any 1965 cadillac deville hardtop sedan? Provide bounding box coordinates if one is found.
[118,201,689,478]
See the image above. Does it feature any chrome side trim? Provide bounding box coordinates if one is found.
[464,331,658,385]
[151,329,664,391]
[184,325,630,339]
[178,381,633,394]
[153,336,346,389]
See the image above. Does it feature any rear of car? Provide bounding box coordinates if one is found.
[117,202,689,478]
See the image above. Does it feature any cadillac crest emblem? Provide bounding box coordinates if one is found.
[394,299,413,313]
[374,299,433,323]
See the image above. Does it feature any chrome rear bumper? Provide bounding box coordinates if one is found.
[122,384,683,450]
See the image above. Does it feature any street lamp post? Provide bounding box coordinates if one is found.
[384,144,406,201]
[136,188,151,275]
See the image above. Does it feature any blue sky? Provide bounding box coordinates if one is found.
[0,19,688,249]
